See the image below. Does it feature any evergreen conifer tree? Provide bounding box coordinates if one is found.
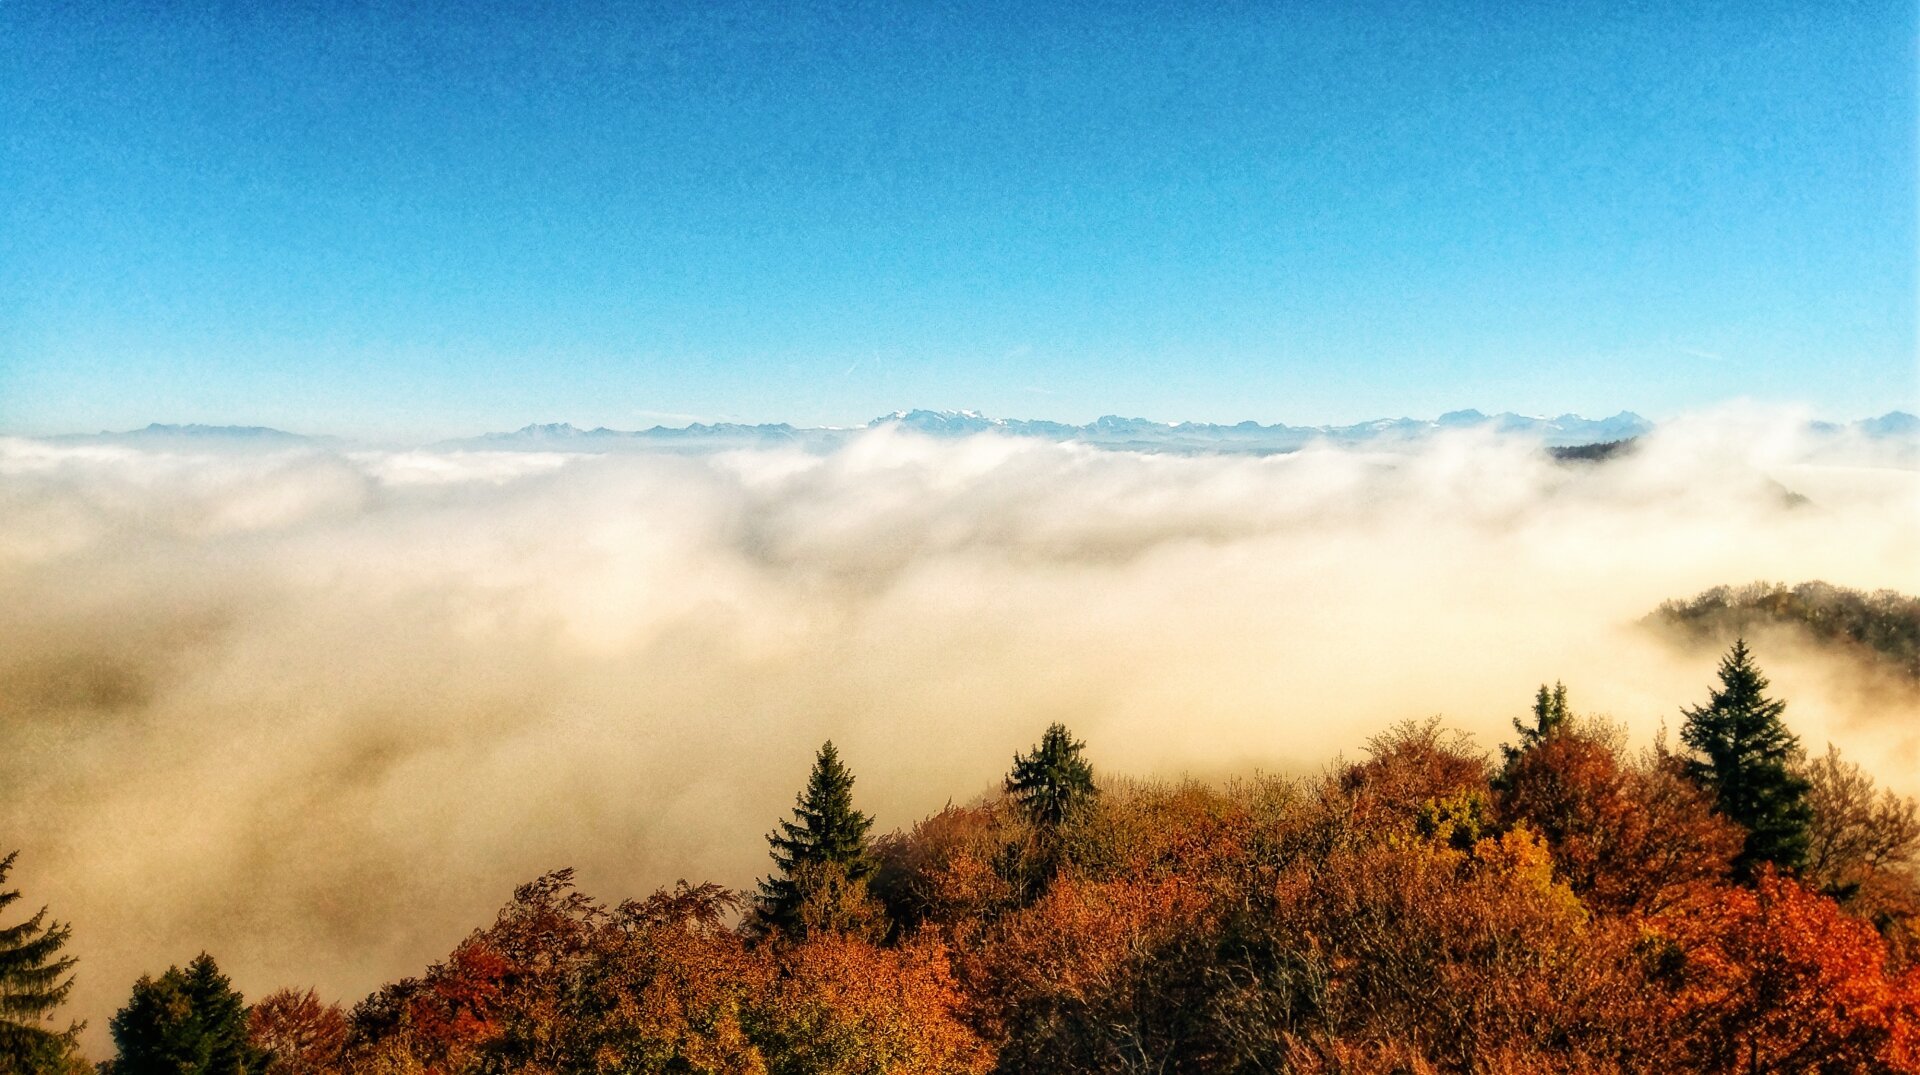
[1525,682,1571,747]
[1679,639,1814,879]
[754,741,874,938]
[1497,681,1571,780]
[0,851,80,1075]
[1006,723,1097,828]
[108,953,264,1075]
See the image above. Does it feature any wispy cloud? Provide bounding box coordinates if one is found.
[630,409,720,426]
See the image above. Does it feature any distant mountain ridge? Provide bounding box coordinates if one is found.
[101,423,318,441]
[41,423,334,447]
[457,407,1661,452]
[28,410,1919,455]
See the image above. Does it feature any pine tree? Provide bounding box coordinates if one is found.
[1680,639,1814,879]
[0,851,80,1075]
[1496,681,1571,782]
[184,955,258,1075]
[1525,682,1571,748]
[1006,723,1097,828]
[754,741,875,938]
[108,970,205,1075]
[108,953,265,1075]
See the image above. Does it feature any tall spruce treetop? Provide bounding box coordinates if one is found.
[108,953,264,1075]
[1680,639,1814,879]
[1494,682,1573,792]
[1006,723,1097,828]
[0,851,80,1075]
[755,741,874,937]
[1501,682,1571,768]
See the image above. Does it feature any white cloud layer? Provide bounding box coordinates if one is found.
[1,404,1916,1054]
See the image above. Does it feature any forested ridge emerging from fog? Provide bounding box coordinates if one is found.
[9,640,1920,1074]
[1652,581,1920,683]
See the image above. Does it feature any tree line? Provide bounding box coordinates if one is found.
[1653,580,1920,682]
[5,640,1919,1073]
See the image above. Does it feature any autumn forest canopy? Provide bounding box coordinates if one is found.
[7,633,1920,1075]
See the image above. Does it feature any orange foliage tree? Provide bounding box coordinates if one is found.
[870,801,1028,936]
[1256,820,1664,1072]
[1339,718,1491,832]
[1660,871,1920,1073]
[345,871,766,1075]
[340,869,987,1075]
[250,988,348,1075]
[1497,719,1742,914]
[964,873,1213,1074]
[749,934,990,1075]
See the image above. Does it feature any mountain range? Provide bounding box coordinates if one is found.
[25,410,1919,455]
[455,408,1658,453]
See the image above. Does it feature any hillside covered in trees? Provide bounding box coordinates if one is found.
[1651,582,1920,683]
[6,643,1920,1074]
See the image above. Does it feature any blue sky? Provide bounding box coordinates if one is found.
[3,1,1914,436]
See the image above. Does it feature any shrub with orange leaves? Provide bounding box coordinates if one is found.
[749,934,990,1075]
[1659,870,1920,1073]
[1059,777,1277,884]
[527,880,768,1075]
[1497,719,1742,914]
[1253,821,1665,1072]
[963,873,1214,1073]
[1340,717,1492,831]
[1804,744,1920,958]
[345,872,768,1075]
[870,800,1028,935]
[250,988,349,1075]
[346,935,514,1074]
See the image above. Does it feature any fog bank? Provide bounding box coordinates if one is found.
[1,404,1916,1053]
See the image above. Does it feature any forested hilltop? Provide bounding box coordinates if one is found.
[1652,582,1920,683]
[6,644,1920,1074]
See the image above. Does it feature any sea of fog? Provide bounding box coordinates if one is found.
[1,402,1916,1053]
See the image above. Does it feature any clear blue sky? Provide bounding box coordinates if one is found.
[3,1,1914,437]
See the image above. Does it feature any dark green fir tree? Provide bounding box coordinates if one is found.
[0,851,80,1075]
[1006,723,1097,828]
[1679,639,1814,880]
[1496,681,1572,785]
[107,953,265,1075]
[1521,682,1571,750]
[754,741,875,938]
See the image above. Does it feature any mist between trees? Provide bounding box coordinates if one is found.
[8,644,1920,1072]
